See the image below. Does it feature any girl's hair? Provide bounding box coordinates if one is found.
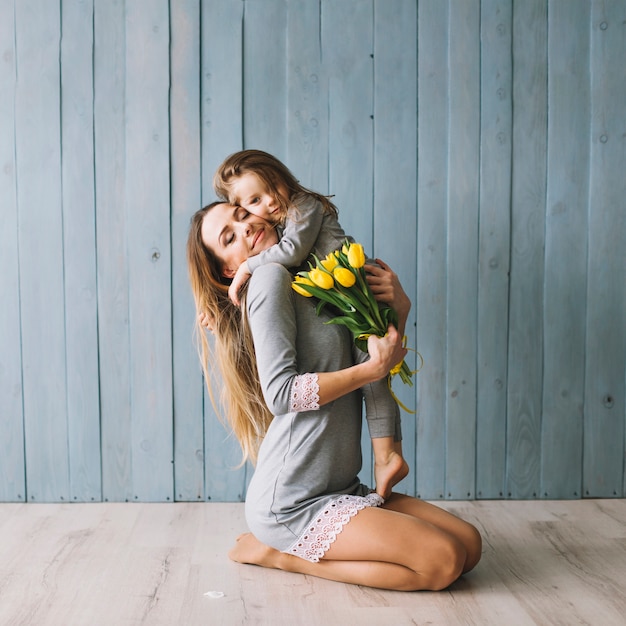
[186,201,273,465]
[213,149,338,221]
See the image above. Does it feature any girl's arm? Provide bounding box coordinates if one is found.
[246,193,324,273]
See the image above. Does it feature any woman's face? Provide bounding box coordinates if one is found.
[201,202,278,278]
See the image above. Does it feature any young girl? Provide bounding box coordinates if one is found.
[213,149,410,499]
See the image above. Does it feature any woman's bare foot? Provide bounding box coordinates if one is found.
[375,451,409,499]
[228,533,279,568]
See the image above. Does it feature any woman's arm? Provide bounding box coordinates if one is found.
[247,263,406,415]
[315,326,406,406]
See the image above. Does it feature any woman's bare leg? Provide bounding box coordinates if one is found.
[229,532,422,590]
[382,493,482,573]
[229,498,479,591]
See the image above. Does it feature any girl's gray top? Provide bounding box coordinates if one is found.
[244,263,400,559]
[246,192,348,274]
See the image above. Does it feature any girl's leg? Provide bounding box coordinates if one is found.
[371,436,409,499]
[230,501,475,591]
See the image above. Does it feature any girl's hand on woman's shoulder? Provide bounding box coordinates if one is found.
[198,311,214,332]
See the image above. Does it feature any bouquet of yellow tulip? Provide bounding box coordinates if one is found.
[292,240,416,408]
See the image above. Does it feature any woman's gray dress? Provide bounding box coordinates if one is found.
[244,263,400,562]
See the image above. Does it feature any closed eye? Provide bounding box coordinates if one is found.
[236,206,250,220]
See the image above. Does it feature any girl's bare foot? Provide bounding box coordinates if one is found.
[375,451,409,499]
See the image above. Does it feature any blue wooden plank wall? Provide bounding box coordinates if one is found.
[0,0,624,503]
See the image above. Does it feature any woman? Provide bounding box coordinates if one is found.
[187,201,481,591]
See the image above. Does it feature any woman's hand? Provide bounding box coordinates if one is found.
[315,324,408,406]
[366,324,408,381]
[365,258,411,335]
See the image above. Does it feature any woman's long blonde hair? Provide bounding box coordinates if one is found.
[213,149,338,221]
[186,202,273,465]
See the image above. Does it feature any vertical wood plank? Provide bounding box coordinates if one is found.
[2,0,626,504]
[476,0,512,500]
[201,0,249,502]
[323,0,374,250]
[94,0,132,502]
[201,0,244,196]
[243,0,288,158]
[416,0,449,500]
[61,0,102,502]
[15,0,70,502]
[541,0,590,499]
[171,0,205,502]
[286,0,328,193]
[584,0,626,498]
[506,0,547,499]
[0,0,26,503]
[323,0,374,485]
[125,0,173,501]
[445,0,480,500]
[373,0,417,495]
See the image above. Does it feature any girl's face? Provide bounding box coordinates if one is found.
[229,172,286,222]
[201,202,278,278]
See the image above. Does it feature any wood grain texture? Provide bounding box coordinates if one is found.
[201,0,244,195]
[1,500,625,625]
[244,0,288,157]
[541,0,589,499]
[0,0,25,503]
[171,0,205,502]
[476,0,512,500]
[61,0,101,503]
[373,0,418,495]
[94,0,133,502]
[124,0,173,502]
[584,0,626,498]
[1,0,625,504]
[324,0,376,486]
[445,0,480,500]
[199,0,250,501]
[286,0,328,192]
[506,0,547,499]
[416,0,449,500]
[324,0,374,251]
[15,0,70,502]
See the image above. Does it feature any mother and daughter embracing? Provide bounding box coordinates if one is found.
[186,149,481,591]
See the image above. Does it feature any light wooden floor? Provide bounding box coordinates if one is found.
[0,500,625,626]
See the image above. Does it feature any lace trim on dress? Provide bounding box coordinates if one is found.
[289,373,320,412]
[286,492,384,563]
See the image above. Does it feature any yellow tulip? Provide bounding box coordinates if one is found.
[347,243,365,268]
[292,276,314,297]
[321,253,339,272]
[292,282,313,297]
[333,267,356,288]
[309,267,334,290]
